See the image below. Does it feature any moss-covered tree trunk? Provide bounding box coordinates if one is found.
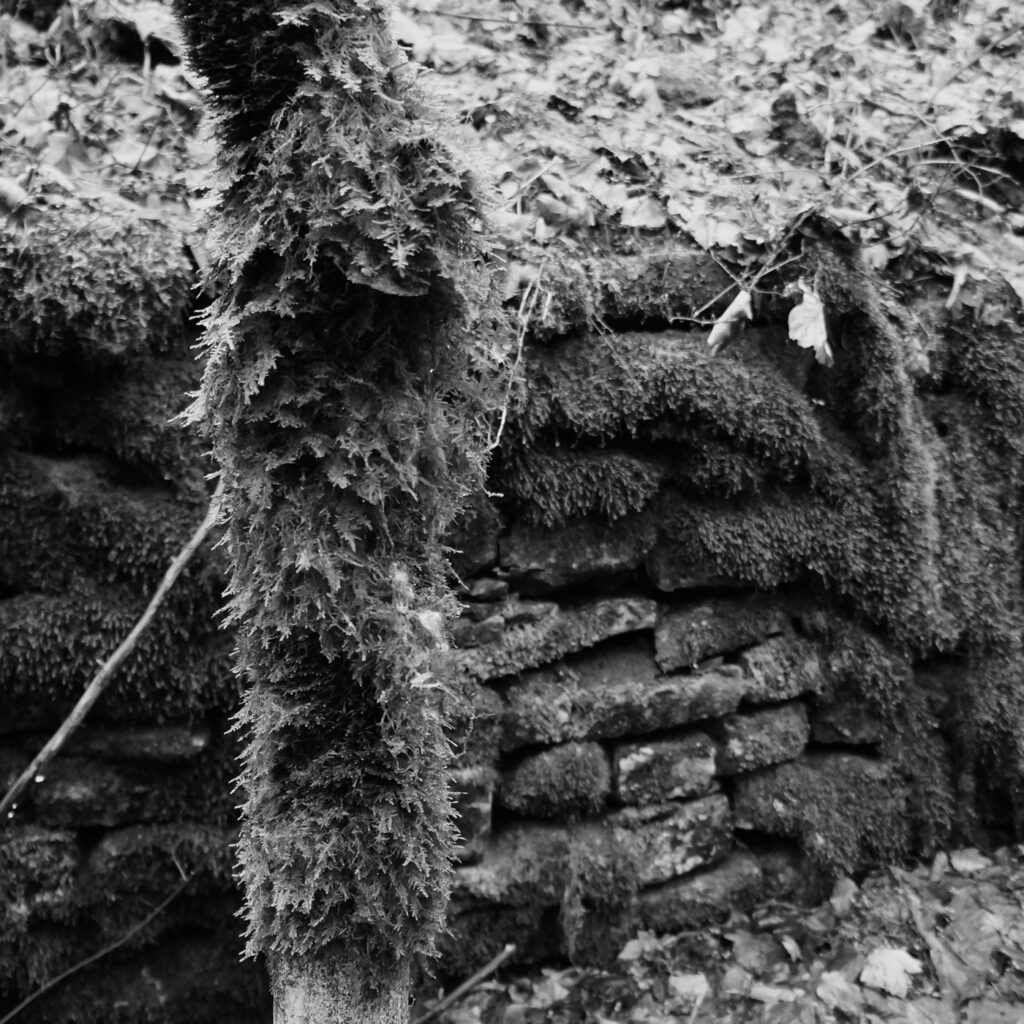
[172,2,503,1020]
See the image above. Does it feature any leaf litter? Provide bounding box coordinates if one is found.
[418,844,1024,1024]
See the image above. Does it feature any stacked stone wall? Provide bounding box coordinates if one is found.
[439,514,923,975]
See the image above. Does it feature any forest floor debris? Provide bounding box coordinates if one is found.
[420,846,1024,1024]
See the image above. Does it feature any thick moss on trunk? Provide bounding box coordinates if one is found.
[172,0,504,1016]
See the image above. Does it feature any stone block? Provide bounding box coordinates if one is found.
[500,515,653,594]
[454,821,571,906]
[451,614,504,648]
[608,795,732,886]
[655,598,788,672]
[740,636,824,703]
[0,826,79,929]
[85,824,236,895]
[716,702,810,776]
[499,742,611,818]
[17,934,267,1024]
[732,753,909,873]
[645,539,747,593]
[446,491,500,579]
[637,852,763,932]
[500,639,747,750]
[562,829,639,969]
[614,732,717,804]
[468,577,509,602]
[60,725,211,762]
[500,597,559,627]
[453,595,657,682]
[450,766,495,864]
[440,901,562,980]
[810,699,885,745]
[30,758,156,827]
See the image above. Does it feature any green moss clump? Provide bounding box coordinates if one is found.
[561,828,639,967]
[499,742,611,818]
[0,210,193,364]
[0,583,236,723]
[735,754,910,875]
[0,453,216,598]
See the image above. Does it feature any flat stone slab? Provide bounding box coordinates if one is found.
[499,742,611,818]
[454,793,731,906]
[638,852,763,932]
[655,598,789,672]
[614,732,718,804]
[500,514,654,594]
[608,795,732,886]
[454,822,571,906]
[453,595,658,682]
[500,639,748,750]
[645,537,750,592]
[740,635,825,703]
[60,726,211,762]
[716,701,810,776]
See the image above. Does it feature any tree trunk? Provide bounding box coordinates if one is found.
[172,0,505,1018]
[272,954,409,1024]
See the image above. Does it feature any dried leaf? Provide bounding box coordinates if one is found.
[707,290,753,356]
[788,283,832,366]
[816,971,863,1015]
[620,195,667,230]
[860,947,923,998]
[950,848,993,875]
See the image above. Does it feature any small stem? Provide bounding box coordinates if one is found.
[412,944,516,1024]
[0,479,225,824]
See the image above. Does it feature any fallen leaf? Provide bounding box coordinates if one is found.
[829,876,859,916]
[816,971,863,1015]
[860,947,923,998]
[667,973,708,1001]
[707,290,753,356]
[788,283,833,366]
[620,195,667,230]
[950,849,993,875]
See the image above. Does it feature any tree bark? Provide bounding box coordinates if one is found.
[272,954,408,1024]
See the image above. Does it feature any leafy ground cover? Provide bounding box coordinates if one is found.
[417,846,1024,1024]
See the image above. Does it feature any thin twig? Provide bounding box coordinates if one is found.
[0,478,226,824]
[486,266,543,453]
[413,944,516,1024]
[0,876,192,1024]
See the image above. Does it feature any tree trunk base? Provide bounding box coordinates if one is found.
[272,953,409,1024]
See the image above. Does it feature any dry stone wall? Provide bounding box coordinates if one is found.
[438,513,920,975]
[3,226,1017,1018]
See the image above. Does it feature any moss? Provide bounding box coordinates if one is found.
[561,828,639,967]
[733,754,910,875]
[40,359,208,486]
[499,742,611,818]
[173,0,509,983]
[0,583,236,723]
[437,902,561,980]
[509,243,733,341]
[0,209,193,365]
[0,452,218,599]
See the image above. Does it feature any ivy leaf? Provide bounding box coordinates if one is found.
[788,281,832,366]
